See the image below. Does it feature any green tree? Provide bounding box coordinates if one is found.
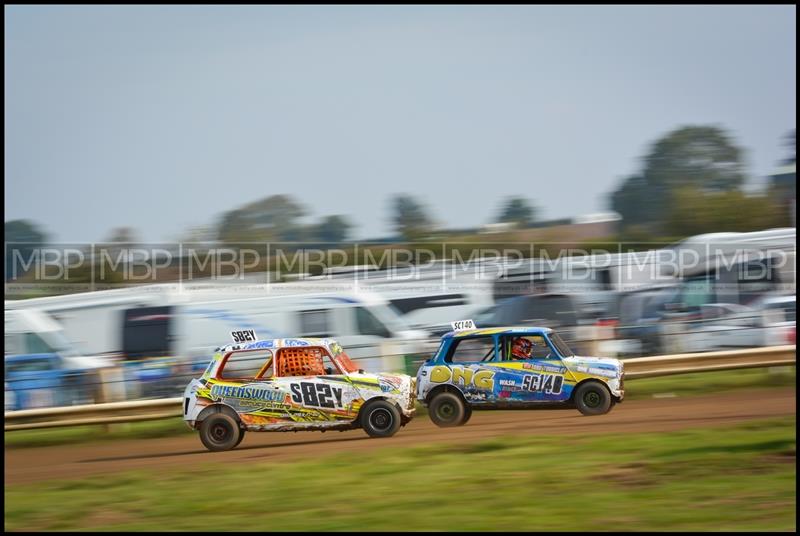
[104,227,140,244]
[644,126,746,192]
[312,215,352,243]
[391,194,434,241]
[611,125,748,232]
[218,194,306,243]
[610,175,650,231]
[496,197,537,228]
[665,187,789,237]
[5,219,48,281]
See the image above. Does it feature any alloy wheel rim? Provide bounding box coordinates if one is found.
[370,408,392,431]
[584,391,602,408]
[437,402,456,421]
[211,423,230,442]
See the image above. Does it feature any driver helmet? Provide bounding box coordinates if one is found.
[511,337,533,360]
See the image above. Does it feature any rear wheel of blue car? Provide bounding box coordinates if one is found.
[362,400,402,438]
[199,413,242,452]
[574,382,612,416]
[461,404,473,425]
[429,392,467,427]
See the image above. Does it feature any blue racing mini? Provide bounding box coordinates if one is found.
[415,325,624,427]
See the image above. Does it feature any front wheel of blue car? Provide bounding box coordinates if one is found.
[574,382,612,416]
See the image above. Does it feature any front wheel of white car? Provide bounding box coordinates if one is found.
[361,400,402,438]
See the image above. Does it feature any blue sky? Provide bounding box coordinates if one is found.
[4,5,796,242]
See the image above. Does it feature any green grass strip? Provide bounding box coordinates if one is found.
[5,416,796,531]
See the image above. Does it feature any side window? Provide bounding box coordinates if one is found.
[445,338,496,364]
[277,347,326,377]
[4,334,22,356]
[355,307,391,338]
[502,335,554,360]
[122,306,173,358]
[24,333,56,354]
[258,356,275,379]
[5,357,57,373]
[320,352,341,375]
[299,310,331,337]
[218,350,273,380]
[681,274,715,308]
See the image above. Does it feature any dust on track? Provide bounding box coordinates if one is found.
[5,387,795,486]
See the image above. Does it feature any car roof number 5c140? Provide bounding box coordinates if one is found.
[451,319,476,331]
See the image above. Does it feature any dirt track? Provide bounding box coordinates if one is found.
[5,387,796,486]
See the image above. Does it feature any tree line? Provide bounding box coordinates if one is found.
[5,125,795,253]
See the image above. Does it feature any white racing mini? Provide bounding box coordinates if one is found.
[183,335,416,451]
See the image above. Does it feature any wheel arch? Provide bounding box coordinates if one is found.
[425,384,469,407]
[569,378,616,403]
[196,403,242,426]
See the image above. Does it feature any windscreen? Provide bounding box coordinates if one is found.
[550,332,575,357]
[328,342,360,373]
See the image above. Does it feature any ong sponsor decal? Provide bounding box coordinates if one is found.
[429,366,495,390]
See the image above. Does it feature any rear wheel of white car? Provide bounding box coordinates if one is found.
[362,400,402,438]
[429,392,467,427]
[235,429,246,447]
[574,382,612,416]
[199,413,242,452]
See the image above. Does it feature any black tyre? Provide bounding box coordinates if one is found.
[199,413,242,452]
[574,382,613,416]
[461,404,473,426]
[361,400,402,438]
[235,429,246,447]
[428,391,467,428]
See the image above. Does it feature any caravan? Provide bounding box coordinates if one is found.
[4,308,113,409]
[5,284,430,375]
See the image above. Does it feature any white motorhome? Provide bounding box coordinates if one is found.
[288,258,500,331]
[6,284,429,373]
[6,286,166,357]
[668,227,796,307]
[3,307,105,367]
[4,308,114,409]
[493,251,675,301]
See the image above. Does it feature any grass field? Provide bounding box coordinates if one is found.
[4,416,796,531]
[5,366,795,449]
